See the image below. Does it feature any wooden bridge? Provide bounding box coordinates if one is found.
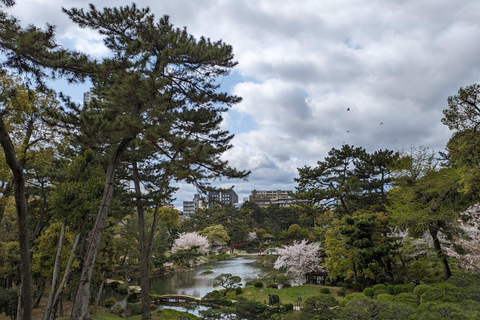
[153,294,201,304]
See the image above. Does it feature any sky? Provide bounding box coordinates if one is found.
[6,0,480,210]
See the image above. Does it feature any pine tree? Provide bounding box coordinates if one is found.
[62,5,248,319]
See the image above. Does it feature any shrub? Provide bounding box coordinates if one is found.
[401,286,409,293]
[235,287,243,294]
[319,287,330,294]
[282,283,292,288]
[395,293,418,306]
[353,282,363,292]
[126,303,142,317]
[283,303,294,311]
[413,284,431,297]
[363,288,374,297]
[387,285,395,295]
[337,287,347,297]
[420,283,459,304]
[111,304,126,316]
[127,292,139,303]
[394,285,403,295]
[325,281,331,286]
[103,297,117,308]
[405,282,415,292]
[115,284,128,294]
[301,294,338,320]
[374,290,387,296]
[373,284,386,292]
[236,300,269,318]
[268,283,278,289]
[421,276,433,283]
[376,293,394,301]
[254,281,264,288]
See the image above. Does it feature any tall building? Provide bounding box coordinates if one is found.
[182,194,205,217]
[207,189,238,208]
[248,190,302,208]
[83,88,97,108]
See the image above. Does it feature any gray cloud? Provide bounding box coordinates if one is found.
[6,0,480,209]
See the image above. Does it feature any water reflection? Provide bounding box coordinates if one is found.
[102,256,270,301]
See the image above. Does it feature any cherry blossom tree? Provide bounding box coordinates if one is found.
[274,239,324,283]
[447,204,480,273]
[172,232,210,254]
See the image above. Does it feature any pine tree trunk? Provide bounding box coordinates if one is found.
[44,221,66,320]
[132,162,151,320]
[70,138,132,320]
[429,226,452,280]
[0,118,33,320]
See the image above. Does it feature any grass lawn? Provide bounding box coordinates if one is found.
[229,284,342,305]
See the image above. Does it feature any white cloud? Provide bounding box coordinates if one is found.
[5,0,480,209]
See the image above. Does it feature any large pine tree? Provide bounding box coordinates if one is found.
[62,4,248,319]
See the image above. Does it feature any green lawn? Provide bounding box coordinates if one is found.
[228,284,342,305]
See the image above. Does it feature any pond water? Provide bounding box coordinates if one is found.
[102,255,272,303]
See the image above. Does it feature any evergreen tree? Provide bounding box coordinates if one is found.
[62,5,248,319]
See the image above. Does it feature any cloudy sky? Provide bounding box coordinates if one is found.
[6,0,480,209]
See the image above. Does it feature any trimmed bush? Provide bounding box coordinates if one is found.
[282,283,292,288]
[268,283,278,289]
[363,288,374,297]
[337,288,346,297]
[394,285,403,295]
[405,282,415,292]
[376,293,394,301]
[395,293,418,306]
[126,303,142,317]
[235,287,243,294]
[325,281,331,286]
[254,281,264,288]
[387,285,395,295]
[413,284,431,297]
[319,287,330,294]
[115,284,128,294]
[373,284,386,292]
[420,283,459,304]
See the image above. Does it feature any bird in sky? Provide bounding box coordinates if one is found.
[347,108,350,111]
[380,122,384,125]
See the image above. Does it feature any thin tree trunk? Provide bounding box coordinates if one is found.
[50,231,80,320]
[133,162,151,320]
[93,271,106,314]
[0,118,33,320]
[70,138,132,320]
[44,220,66,320]
[429,226,452,280]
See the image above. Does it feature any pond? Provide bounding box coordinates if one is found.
[102,255,272,303]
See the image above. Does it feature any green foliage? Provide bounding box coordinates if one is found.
[126,303,142,317]
[387,285,395,295]
[373,284,386,292]
[202,290,234,306]
[413,301,475,320]
[0,287,18,319]
[103,297,117,308]
[394,285,403,295]
[114,284,128,294]
[254,281,264,288]
[319,287,331,294]
[395,293,418,306]
[214,273,242,296]
[300,294,339,320]
[337,287,347,297]
[268,283,278,289]
[413,285,431,298]
[126,292,139,303]
[376,293,394,301]
[363,288,374,297]
[353,282,363,292]
[235,287,243,294]
[420,283,459,304]
[235,299,269,318]
[201,224,230,244]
